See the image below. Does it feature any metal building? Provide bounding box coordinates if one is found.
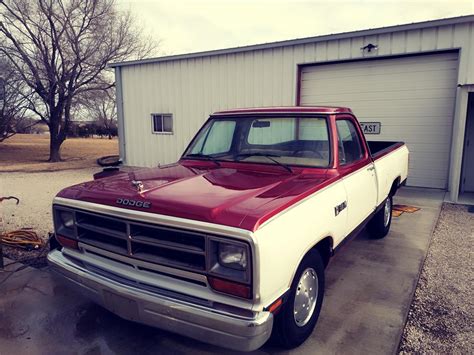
[111,15,474,203]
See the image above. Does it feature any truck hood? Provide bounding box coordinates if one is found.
[56,162,334,231]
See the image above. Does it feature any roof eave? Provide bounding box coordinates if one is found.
[109,14,474,68]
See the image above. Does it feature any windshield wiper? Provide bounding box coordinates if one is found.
[184,153,221,166]
[234,153,293,173]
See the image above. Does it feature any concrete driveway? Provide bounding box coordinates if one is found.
[0,187,444,355]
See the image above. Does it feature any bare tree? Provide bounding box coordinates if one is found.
[0,57,36,142]
[78,87,117,139]
[0,0,155,161]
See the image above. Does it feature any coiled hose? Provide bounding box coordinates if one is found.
[0,196,43,250]
[0,229,43,250]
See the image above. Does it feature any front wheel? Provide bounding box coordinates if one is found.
[367,196,392,239]
[273,250,325,349]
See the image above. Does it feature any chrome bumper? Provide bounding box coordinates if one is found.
[47,250,273,351]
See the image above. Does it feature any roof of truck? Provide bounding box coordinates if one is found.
[212,106,353,115]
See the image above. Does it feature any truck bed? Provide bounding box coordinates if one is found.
[367,141,405,160]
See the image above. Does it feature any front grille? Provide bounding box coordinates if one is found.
[74,211,207,273]
[83,262,211,306]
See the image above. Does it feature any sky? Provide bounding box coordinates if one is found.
[117,0,474,56]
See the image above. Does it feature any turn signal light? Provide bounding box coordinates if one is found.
[55,234,79,250]
[208,276,251,299]
[268,298,283,314]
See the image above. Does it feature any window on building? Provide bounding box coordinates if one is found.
[152,114,173,134]
[336,119,364,165]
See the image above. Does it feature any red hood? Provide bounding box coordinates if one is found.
[56,161,336,231]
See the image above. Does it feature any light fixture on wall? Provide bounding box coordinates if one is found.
[361,43,378,52]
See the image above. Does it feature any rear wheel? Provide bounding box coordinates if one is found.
[367,196,392,239]
[273,250,325,349]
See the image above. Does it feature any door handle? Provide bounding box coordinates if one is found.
[367,166,375,171]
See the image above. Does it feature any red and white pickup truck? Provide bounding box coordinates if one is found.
[48,106,408,351]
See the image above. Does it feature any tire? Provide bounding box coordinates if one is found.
[367,196,392,239]
[97,155,121,167]
[273,250,325,349]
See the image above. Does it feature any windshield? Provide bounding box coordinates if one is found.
[183,116,331,168]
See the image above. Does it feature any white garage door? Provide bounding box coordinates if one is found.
[300,52,458,189]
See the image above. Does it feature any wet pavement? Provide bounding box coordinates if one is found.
[0,187,444,355]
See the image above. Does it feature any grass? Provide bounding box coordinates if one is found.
[0,134,118,172]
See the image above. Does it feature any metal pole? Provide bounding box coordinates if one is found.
[0,196,19,269]
[0,201,4,269]
[0,243,3,269]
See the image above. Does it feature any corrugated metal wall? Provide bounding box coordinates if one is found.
[120,22,474,167]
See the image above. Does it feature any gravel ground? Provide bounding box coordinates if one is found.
[0,168,99,266]
[399,203,474,353]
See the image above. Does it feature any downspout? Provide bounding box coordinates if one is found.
[115,66,126,164]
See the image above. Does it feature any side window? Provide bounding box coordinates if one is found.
[192,120,236,155]
[336,119,364,165]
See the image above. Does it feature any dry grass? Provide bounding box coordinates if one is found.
[0,134,118,172]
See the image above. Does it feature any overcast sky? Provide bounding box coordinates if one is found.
[117,0,474,56]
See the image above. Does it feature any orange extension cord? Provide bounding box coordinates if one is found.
[0,229,43,250]
[1,196,43,250]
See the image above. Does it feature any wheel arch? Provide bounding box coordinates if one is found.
[389,176,401,197]
[288,236,334,289]
[311,236,333,268]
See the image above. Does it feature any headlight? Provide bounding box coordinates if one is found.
[218,243,247,270]
[59,211,75,229]
[209,239,252,297]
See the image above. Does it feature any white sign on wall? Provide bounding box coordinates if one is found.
[360,122,381,135]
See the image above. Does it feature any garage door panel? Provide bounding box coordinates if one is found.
[408,176,447,188]
[301,89,456,102]
[302,82,457,97]
[316,99,455,112]
[367,126,451,139]
[408,165,449,176]
[409,152,449,172]
[367,132,451,145]
[302,72,457,92]
[300,52,458,189]
[400,142,451,153]
[408,169,450,181]
[380,117,452,125]
[356,108,455,118]
[302,83,456,96]
[302,63,457,82]
[305,96,455,106]
[302,55,458,80]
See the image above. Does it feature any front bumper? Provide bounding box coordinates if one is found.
[47,250,273,352]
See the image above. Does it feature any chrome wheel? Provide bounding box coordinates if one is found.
[384,198,392,227]
[293,267,318,327]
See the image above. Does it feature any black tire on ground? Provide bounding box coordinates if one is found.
[367,196,393,239]
[97,155,121,167]
[273,250,325,349]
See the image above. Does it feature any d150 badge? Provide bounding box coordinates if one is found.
[334,201,347,216]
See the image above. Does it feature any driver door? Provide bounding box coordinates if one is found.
[336,117,377,233]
